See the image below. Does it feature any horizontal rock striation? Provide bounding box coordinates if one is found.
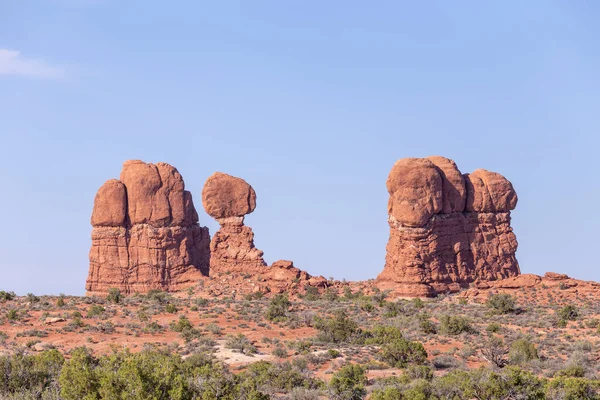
[377,156,520,297]
[86,160,209,295]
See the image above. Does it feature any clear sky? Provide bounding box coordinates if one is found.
[1,1,598,295]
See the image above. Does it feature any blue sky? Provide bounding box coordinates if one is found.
[1,1,598,295]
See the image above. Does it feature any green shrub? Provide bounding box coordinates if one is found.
[509,338,538,365]
[486,322,502,333]
[266,294,291,321]
[365,325,404,345]
[59,347,99,400]
[555,365,586,378]
[487,293,517,314]
[314,309,358,343]
[243,360,321,392]
[406,365,433,381]
[546,377,600,399]
[558,305,579,321]
[0,291,15,302]
[7,309,18,321]
[106,288,121,304]
[329,364,367,400]
[377,338,428,368]
[165,303,178,314]
[86,305,105,318]
[301,286,321,301]
[225,334,257,355]
[170,315,193,332]
[440,315,474,335]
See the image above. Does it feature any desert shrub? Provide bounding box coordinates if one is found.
[419,316,437,334]
[487,293,517,314]
[314,310,358,343]
[195,298,209,307]
[7,309,19,321]
[509,338,538,365]
[555,365,586,378]
[288,387,322,400]
[481,336,508,368]
[365,325,404,345]
[486,322,502,333]
[0,349,64,396]
[439,315,474,335]
[558,305,579,321]
[143,321,165,334]
[59,347,99,400]
[324,289,339,302]
[432,355,461,370]
[170,315,193,332]
[86,305,105,318]
[0,291,15,302]
[328,364,367,400]
[266,294,291,321]
[546,377,600,399]
[206,323,223,336]
[370,386,403,400]
[225,334,257,355]
[106,288,121,304]
[273,345,288,358]
[244,291,264,301]
[165,303,178,314]
[378,338,428,368]
[406,364,433,381]
[434,367,545,400]
[57,294,66,307]
[243,360,321,392]
[301,286,321,301]
[27,293,40,304]
[145,289,168,304]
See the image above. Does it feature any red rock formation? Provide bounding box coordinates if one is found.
[86,160,209,295]
[202,173,267,274]
[377,156,520,297]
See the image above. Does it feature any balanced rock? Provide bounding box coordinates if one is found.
[202,172,267,273]
[86,160,210,295]
[377,156,520,297]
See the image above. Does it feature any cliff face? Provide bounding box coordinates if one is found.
[86,160,209,295]
[377,156,519,296]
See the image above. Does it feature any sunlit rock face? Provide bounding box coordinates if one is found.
[86,160,209,295]
[377,156,519,297]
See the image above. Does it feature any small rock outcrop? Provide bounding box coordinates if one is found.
[202,172,267,274]
[377,156,520,297]
[86,160,210,295]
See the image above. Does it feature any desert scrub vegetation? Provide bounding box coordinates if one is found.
[0,347,329,400]
[487,293,518,314]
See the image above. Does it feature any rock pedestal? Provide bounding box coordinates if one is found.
[202,173,267,274]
